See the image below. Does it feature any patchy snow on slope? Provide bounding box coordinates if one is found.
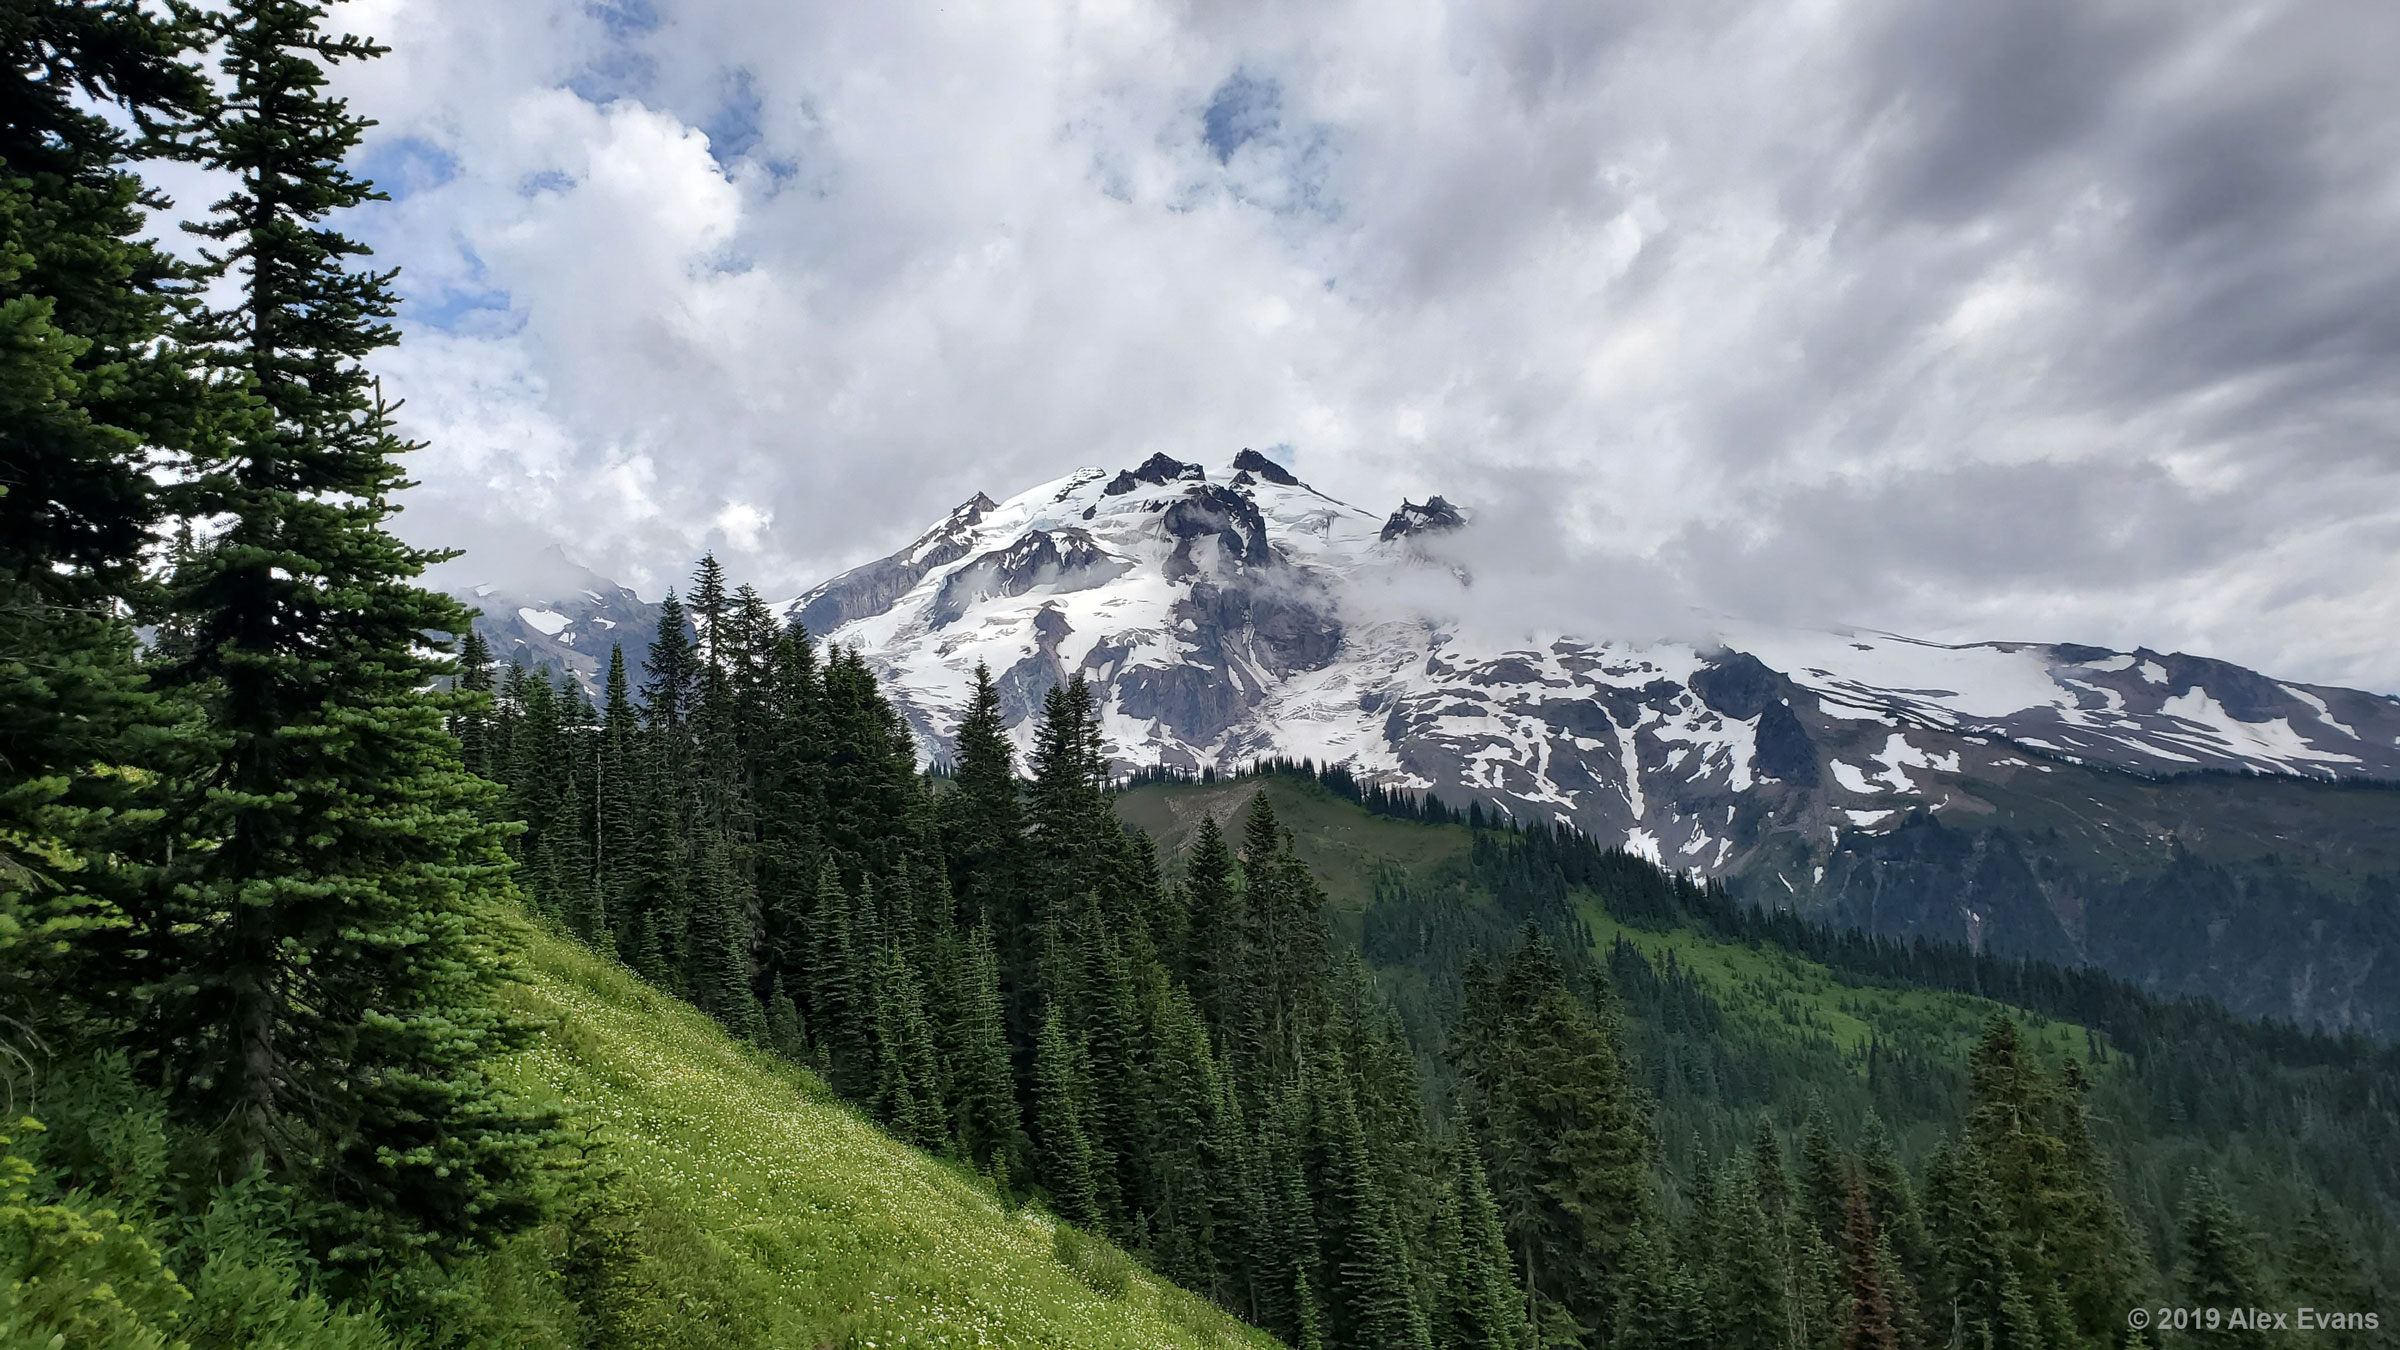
[517,607,570,636]
[1829,760,1881,794]
[1725,625,2077,724]
[1872,732,1961,793]
[2156,687,2362,770]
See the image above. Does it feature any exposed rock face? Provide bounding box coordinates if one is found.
[1232,447,1301,485]
[931,528,1126,628]
[795,493,998,636]
[1103,453,1204,496]
[455,550,665,696]
[1379,495,1466,541]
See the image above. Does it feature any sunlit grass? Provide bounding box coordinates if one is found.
[487,933,1278,1349]
[1579,900,2106,1070]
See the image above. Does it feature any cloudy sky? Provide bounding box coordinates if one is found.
[315,0,2400,691]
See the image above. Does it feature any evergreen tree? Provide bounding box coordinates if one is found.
[764,974,806,1061]
[869,941,946,1150]
[552,753,603,943]
[1925,1141,2026,1350]
[1856,1112,1932,1290]
[951,923,1025,1179]
[2177,1173,2271,1350]
[1713,1170,1789,1350]
[1035,1003,1101,1229]
[1751,1115,1793,1236]
[1254,1081,1327,1348]
[150,0,557,1269]
[1312,1065,1432,1350]
[1801,1095,1846,1241]
[452,628,497,780]
[1182,813,1243,1037]
[1841,1178,1902,1350]
[1964,1019,2142,1348]
[594,644,640,939]
[1466,932,1652,1342]
[687,835,761,1040]
[640,590,697,794]
[1146,977,1225,1297]
[616,734,684,988]
[941,662,1026,930]
[1446,1128,1532,1350]
[808,862,863,1088]
[0,0,207,1044]
[2283,1201,2373,1346]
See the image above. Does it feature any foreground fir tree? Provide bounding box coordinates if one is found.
[0,0,205,1040]
[150,0,558,1269]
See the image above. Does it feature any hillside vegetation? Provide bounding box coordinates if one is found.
[455,930,1269,1348]
[1120,768,2400,1296]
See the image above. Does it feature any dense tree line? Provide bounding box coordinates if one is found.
[479,593,1545,1349]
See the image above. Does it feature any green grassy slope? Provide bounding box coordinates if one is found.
[1119,774,2107,1098]
[1118,774,1469,911]
[473,931,1273,1350]
[1579,899,2098,1068]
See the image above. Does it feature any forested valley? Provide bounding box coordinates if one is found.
[2,1,2392,1347]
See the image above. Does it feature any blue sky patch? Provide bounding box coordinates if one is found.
[703,69,764,166]
[360,136,459,200]
[1202,70,1280,164]
[411,286,514,334]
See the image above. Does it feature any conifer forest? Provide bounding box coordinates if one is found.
[2,2,2394,1348]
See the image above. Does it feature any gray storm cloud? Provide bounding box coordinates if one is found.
[325,0,2400,691]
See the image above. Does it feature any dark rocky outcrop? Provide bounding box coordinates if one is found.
[1102,453,1203,496]
[1162,485,1275,580]
[1694,650,1818,784]
[1231,447,1300,485]
[1379,495,1466,541]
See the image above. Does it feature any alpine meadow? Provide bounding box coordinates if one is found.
[3,3,2396,1350]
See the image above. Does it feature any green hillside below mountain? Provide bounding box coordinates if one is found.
[1119,769,2400,1299]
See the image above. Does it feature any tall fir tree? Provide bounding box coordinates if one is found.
[1035,1002,1101,1229]
[1312,1063,1433,1350]
[1840,1177,1903,1350]
[1444,1128,1531,1350]
[151,0,557,1269]
[450,627,496,780]
[0,0,207,1042]
[1181,812,1243,1037]
[2177,1173,2272,1350]
[951,923,1025,1181]
[1463,931,1653,1343]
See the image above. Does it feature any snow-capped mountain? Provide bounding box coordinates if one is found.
[781,450,2399,858]
[460,450,2400,1034]
[456,548,659,694]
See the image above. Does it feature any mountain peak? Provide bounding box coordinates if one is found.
[1103,453,1205,496]
[1379,495,1466,542]
[1231,447,1301,485]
